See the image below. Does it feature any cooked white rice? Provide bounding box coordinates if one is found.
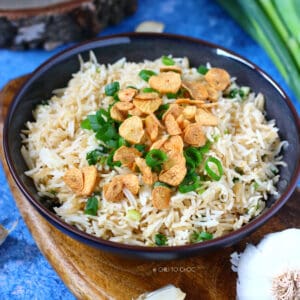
[21,53,285,246]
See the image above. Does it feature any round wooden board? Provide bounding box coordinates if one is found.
[0,76,299,300]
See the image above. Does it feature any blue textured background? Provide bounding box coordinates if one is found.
[0,0,299,299]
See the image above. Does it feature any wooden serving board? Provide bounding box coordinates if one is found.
[0,76,299,300]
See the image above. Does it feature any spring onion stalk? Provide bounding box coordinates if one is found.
[216,0,300,101]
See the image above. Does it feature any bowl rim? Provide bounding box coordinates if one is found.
[3,32,300,253]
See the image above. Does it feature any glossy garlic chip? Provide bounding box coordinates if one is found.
[113,146,142,169]
[149,72,181,94]
[183,123,206,147]
[160,65,182,73]
[162,135,184,154]
[182,105,197,120]
[115,101,134,111]
[118,88,137,102]
[205,68,230,91]
[135,157,154,185]
[133,98,162,114]
[159,163,187,186]
[103,176,124,202]
[195,108,218,126]
[162,103,182,120]
[134,92,159,100]
[164,113,182,135]
[110,104,126,122]
[152,186,172,209]
[119,116,144,144]
[175,98,205,106]
[145,114,159,142]
[150,136,168,150]
[63,168,84,194]
[121,173,140,195]
[182,80,208,100]
[81,166,98,196]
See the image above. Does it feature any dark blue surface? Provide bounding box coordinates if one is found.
[0,0,299,299]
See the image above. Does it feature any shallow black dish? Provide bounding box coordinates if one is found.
[3,33,300,260]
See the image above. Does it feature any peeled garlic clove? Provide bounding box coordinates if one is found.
[137,284,186,300]
[135,21,165,33]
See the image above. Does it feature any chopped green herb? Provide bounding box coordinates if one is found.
[166,93,177,99]
[86,149,105,165]
[153,181,170,188]
[196,187,206,195]
[126,85,138,90]
[142,87,158,93]
[190,231,213,243]
[155,233,167,246]
[199,140,211,154]
[224,129,230,134]
[253,181,259,190]
[155,104,170,120]
[197,65,209,75]
[107,151,121,167]
[178,171,201,193]
[162,55,175,66]
[84,196,98,216]
[80,118,92,130]
[184,147,203,170]
[105,81,120,96]
[145,149,168,172]
[134,144,147,156]
[126,209,141,221]
[204,156,223,181]
[139,69,157,82]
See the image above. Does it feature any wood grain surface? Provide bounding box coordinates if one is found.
[0,76,299,300]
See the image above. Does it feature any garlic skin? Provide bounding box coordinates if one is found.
[231,229,300,300]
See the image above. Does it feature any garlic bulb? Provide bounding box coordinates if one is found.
[137,284,186,300]
[231,229,300,300]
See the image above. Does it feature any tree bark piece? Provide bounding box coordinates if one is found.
[0,0,137,50]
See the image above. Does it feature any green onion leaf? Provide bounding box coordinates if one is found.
[134,144,147,156]
[105,81,120,96]
[86,149,104,165]
[153,181,170,188]
[145,149,168,171]
[178,171,200,193]
[197,65,208,75]
[166,93,177,99]
[107,151,121,167]
[184,147,203,168]
[139,70,157,82]
[142,87,158,93]
[126,209,141,221]
[84,196,98,216]
[155,233,167,246]
[190,231,213,243]
[162,55,175,66]
[199,140,211,154]
[80,118,91,130]
[204,156,223,181]
[155,104,170,120]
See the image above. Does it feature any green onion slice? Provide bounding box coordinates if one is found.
[126,209,141,221]
[145,149,167,171]
[155,233,167,246]
[190,231,213,243]
[197,65,209,75]
[153,181,169,188]
[204,156,223,181]
[142,87,158,93]
[178,171,200,193]
[184,147,203,168]
[105,81,120,96]
[138,69,157,82]
[162,55,175,66]
[84,196,99,216]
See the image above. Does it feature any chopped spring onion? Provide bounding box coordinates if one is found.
[166,93,177,99]
[105,81,120,96]
[107,151,121,167]
[134,144,147,156]
[204,156,223,181]
[126,209,141,221]
[139,69,157,82]
[153,181,169,188]
[197,65,209,75]
[84,196,99,216]
[178,171,200,193]
[190,231,213,243]
[162,55,175,66]
[155,233,167,246]
[184,147,203,168]
[142,87,158,93]
[156,104,170,119]
[216,0,300,101]
[86,149,106,165]
[199,140,211,154]
[145,149,167,171]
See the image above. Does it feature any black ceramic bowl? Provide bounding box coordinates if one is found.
[3,33,300,260]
